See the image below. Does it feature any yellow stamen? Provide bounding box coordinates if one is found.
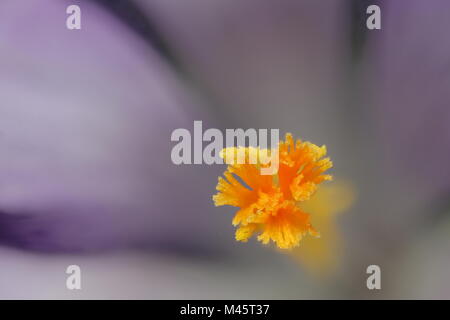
[213,133,333,249]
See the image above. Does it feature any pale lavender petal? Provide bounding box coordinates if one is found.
[372,0,450,199]
[0,0,221,253]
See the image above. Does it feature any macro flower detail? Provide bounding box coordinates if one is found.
[213,133,333,249]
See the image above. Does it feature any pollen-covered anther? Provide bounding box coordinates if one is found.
[213,133,333,249]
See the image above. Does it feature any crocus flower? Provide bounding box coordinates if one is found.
[213,133,333,249]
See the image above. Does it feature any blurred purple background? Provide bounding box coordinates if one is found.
[0,0,449,299]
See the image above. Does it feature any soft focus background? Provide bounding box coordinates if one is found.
[0,0,449,299]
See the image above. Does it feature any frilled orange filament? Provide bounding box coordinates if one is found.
[213,133,333,249]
